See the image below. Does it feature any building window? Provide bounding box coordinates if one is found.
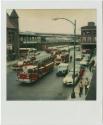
[82,37,86,43]
[82,31,86,36]
[93,37,96,43]
[20,36,23,41]
[86,31,91,35]
[31,37,34,41]
[87,37,91,43]
[30,36,32,41]
[8,32,13,44]
[28,36,31,41]
[24,36,27,42]
[95,37,96,42]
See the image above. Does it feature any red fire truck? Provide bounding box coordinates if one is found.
[17,57,54,83]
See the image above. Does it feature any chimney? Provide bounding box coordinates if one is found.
[88,22,95,26]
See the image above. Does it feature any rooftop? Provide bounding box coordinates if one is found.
[7,14,16,29]
[81,22,96,30]
[10,9,18,18]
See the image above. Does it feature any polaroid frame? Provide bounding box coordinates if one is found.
[1,1,103,125]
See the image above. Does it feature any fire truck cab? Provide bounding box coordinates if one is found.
[17,65,38,83]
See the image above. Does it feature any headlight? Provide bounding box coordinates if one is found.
[63,80,67,83]
[63,82,66,84]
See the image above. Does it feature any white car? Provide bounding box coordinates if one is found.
[75,54,82,61]
[55,58,62,65]
[56,63,68,76]
[83,54,90,61]
[70,65,80,73]
[80,58,88,66]
[63,72,79,86]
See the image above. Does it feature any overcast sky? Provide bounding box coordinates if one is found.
[7,9,96,34]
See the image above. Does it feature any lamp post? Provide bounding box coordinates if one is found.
[53,18,76,98]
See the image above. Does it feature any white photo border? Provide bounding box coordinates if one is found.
[1,1,103,125]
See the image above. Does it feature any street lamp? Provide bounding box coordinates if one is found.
[53,17,76,98]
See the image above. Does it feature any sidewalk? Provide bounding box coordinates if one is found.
[86,70,96,100]
[68,68,93,100]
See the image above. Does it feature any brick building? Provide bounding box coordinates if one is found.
[7,9,19,60]
[81,22,96,52]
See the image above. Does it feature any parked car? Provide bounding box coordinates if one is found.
[56,63,68,76]
[84,54,90,61]
[70,65,80,74]
[63,72,79,86]
[80,58,89,67]
[82,49,91,54]
[75,54,82,61]
[55,58,62,65]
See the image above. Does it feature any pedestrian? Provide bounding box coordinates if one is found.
[89,60,95,72]
[79,80,83,97]
[84,78,89,95]
[91,60,95,72]
[89,60,93,72]
[67,54,70,62]
[92,63,96,72]
[70,56,72,63]
[74,86,80,98]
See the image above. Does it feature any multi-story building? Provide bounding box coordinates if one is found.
[7,9,19,60]
[81,22,96,52]
[7,10,81,60]
[19,32,81,50]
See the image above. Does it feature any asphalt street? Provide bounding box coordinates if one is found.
[7,66,73,100]
[7,48,94,100]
